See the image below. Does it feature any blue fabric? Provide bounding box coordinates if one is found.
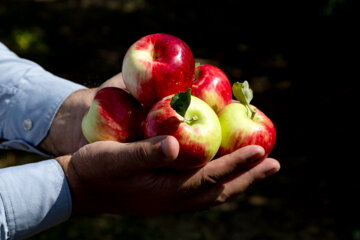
[0,41,86,155]
[0,160,72,240]
[0,42,87,239]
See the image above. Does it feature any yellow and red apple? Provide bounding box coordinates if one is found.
[217,81,276,157]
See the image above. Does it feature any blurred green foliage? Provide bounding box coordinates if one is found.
[12,27,48,53]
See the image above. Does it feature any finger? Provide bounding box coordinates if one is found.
[179,158,280,211]
[206,145,266,180]
[179,145,265,193]
[221,157,280,196]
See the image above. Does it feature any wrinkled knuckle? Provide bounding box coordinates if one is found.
[201,169,218,188]
[76,144,92,160]
[134,143,150,166]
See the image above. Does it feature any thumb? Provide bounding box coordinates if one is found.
[123,135,179,172]
[75,136,179,177]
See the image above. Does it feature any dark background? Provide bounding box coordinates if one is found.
[0,0,357,239]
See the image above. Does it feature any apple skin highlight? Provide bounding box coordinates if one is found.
[122,33,195,109]
[144,95,222,170]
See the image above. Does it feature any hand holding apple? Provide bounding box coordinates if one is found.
[80,33,276,172]
[54,33,279,218]
[217,81,276,157]
[57,136,280,216]
[122,33,195,109]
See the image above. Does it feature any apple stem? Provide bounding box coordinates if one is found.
[232,81,257,119]
[249,105,256,119]
[184,115,198,125]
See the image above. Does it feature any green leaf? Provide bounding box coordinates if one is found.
[170,89,191,117]
[232,81,256,119]
[232,81,253,105]
[195,62,201,68]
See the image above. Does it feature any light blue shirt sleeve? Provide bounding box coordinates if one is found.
[0,42,87,239]
[0,42,86,155]
[0,160,72,240]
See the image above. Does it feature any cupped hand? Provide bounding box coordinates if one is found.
[39,73,126,156]
[56,136,280,216]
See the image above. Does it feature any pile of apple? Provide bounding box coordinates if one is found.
[81,33,276,170]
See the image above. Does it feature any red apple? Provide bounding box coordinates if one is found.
[191,64,232,113]
[81,87,145,143]
[122,33,195,109]
[144,89,222,170]
[217,81,276,157]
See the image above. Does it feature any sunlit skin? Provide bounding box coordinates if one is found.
[145,95,222,170]
[122,33,195,109]
[191,64,232,113]
[217,103,276,157]
[81,87,145,143]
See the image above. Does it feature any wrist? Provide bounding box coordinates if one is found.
[39,88,96,155]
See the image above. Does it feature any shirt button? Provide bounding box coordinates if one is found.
[23,119,33,131]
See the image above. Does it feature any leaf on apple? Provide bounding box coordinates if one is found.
[232,81,257,119]
[232,81,253,105]
[170,88,191,117]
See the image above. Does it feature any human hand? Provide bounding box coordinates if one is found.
[56,136,280,216]
[39,73,126,156]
